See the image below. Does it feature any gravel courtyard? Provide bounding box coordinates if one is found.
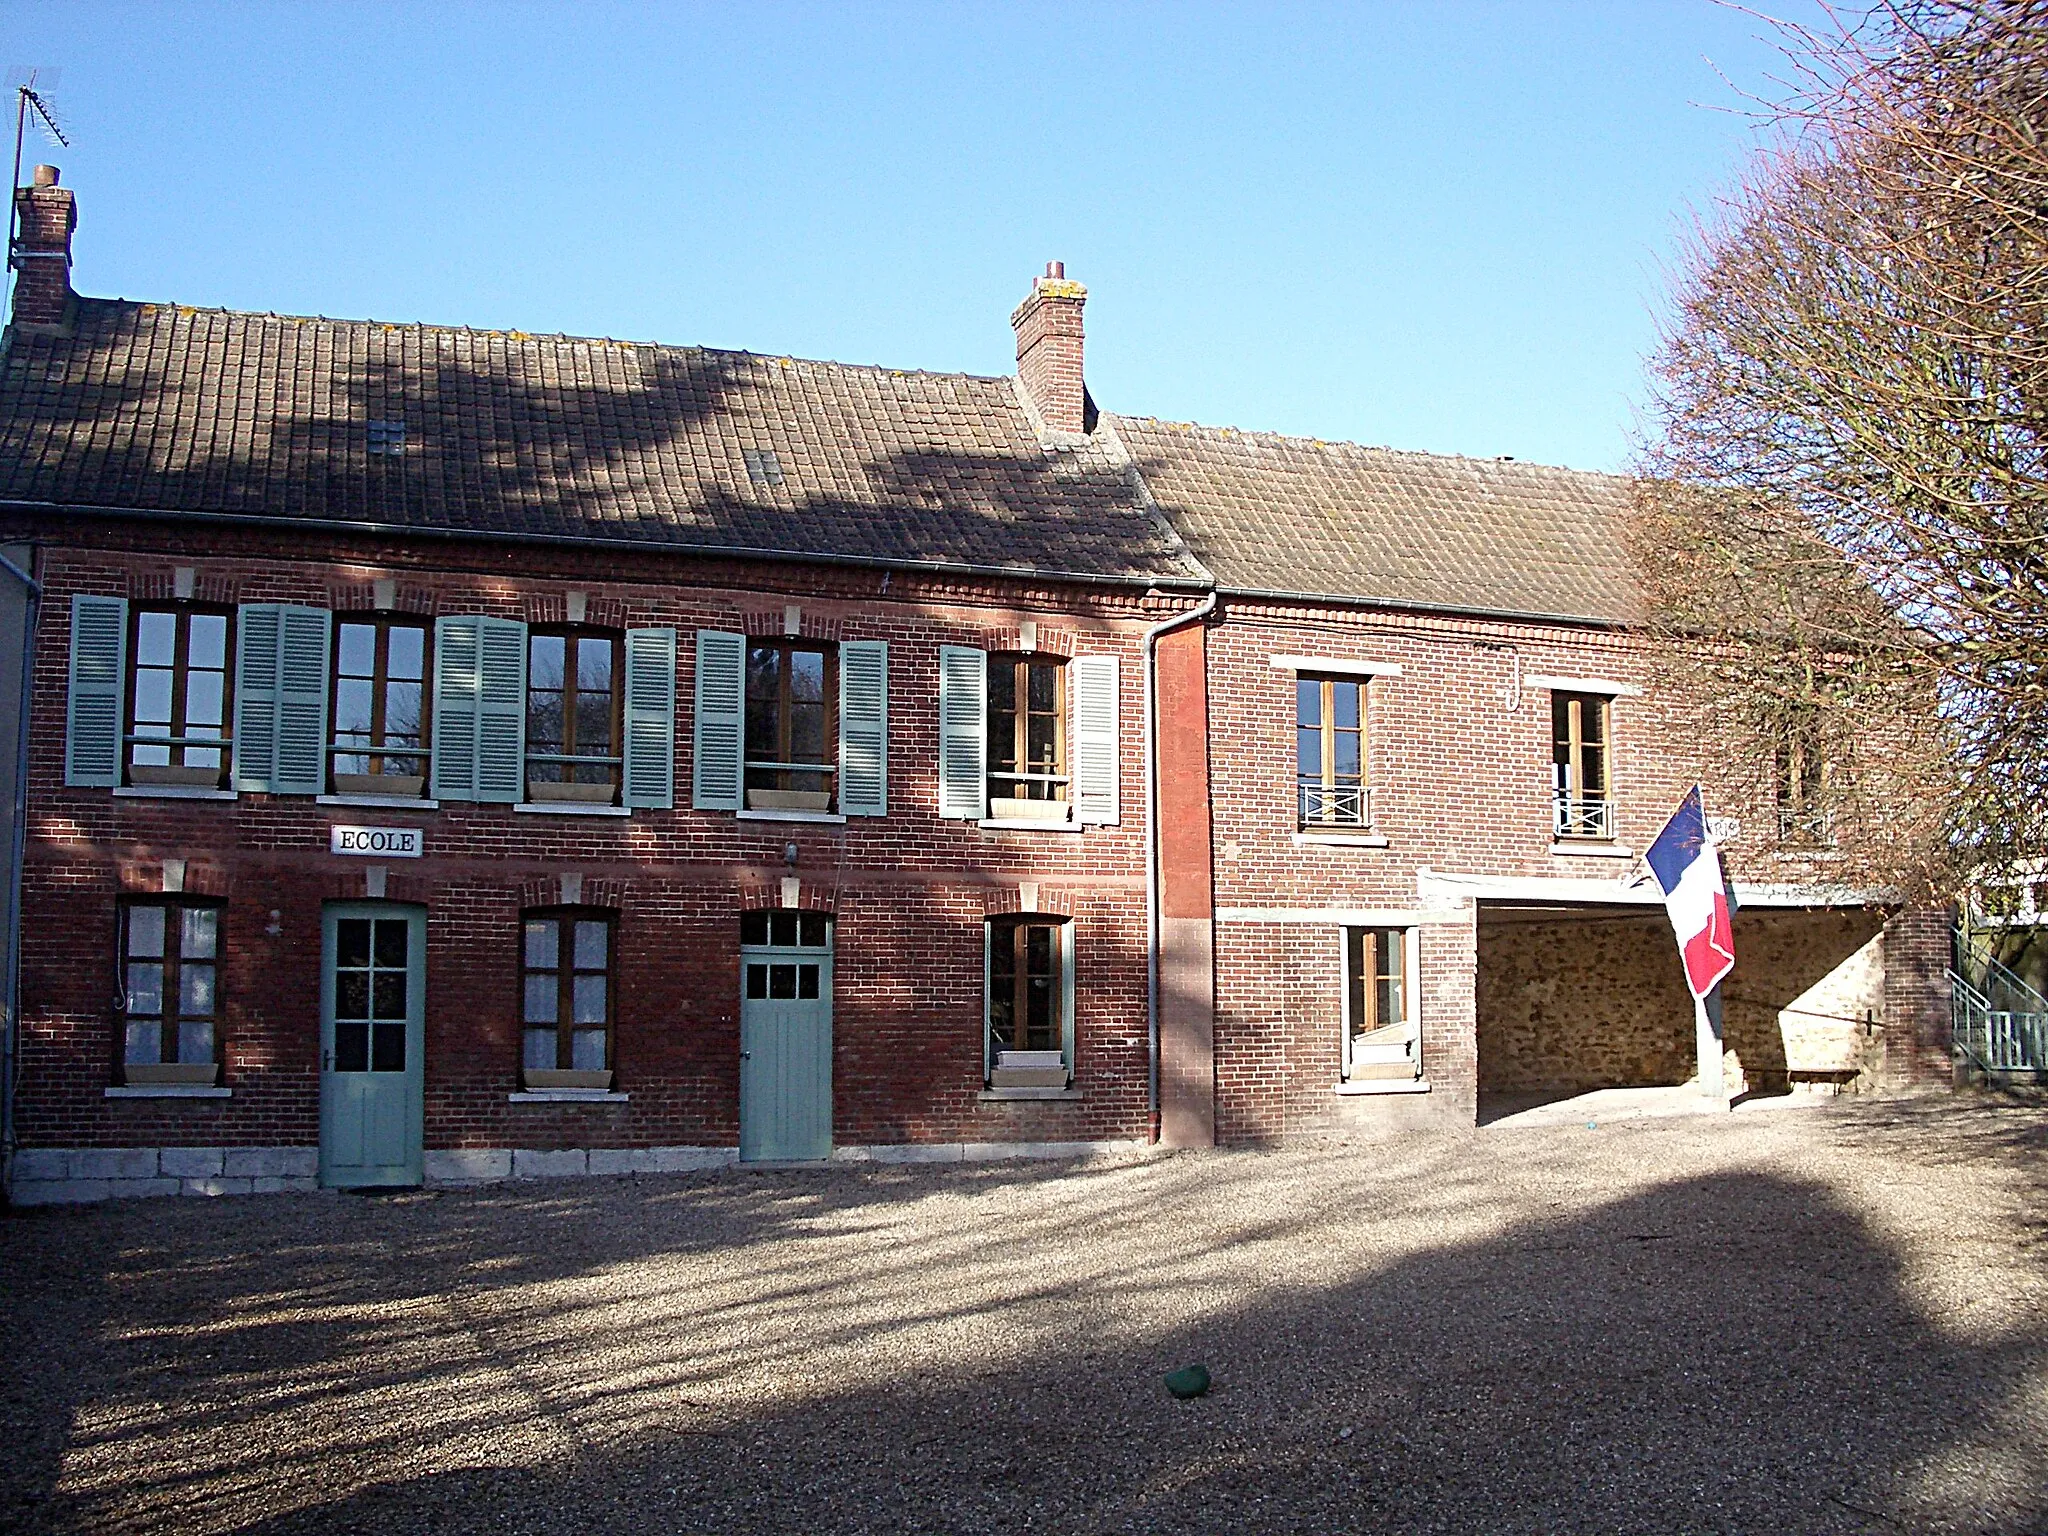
[2,1097,2044,1535]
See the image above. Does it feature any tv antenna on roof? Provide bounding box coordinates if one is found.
[6,68,69,321]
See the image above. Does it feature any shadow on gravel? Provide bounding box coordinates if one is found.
[2,1127,2045,1536]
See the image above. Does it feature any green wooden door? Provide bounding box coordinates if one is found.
[739,914,833,1162]
[319,903,426,1187]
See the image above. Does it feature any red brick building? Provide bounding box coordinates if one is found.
[0,171,1949,1202]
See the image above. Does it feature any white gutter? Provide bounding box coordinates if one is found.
[1142,590,1219,1143]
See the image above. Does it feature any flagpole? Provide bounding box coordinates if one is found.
[1695,983,1725,1102]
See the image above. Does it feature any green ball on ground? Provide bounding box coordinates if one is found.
[1165,1365,1211,1400]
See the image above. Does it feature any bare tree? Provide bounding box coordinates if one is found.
[1636,0,2048,896]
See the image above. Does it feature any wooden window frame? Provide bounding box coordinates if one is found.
[986,915,1067,1059]
[330,614,432,791]
[744,638,838,805]
[527,627,624,799]
[118,896,224,1082]
[986,652,1068,810]
[519,907,616,1078]
[1296,674,1368,827]
[124,602,235,786]
[1550,690,1612,839]
[1342,925,1416,1082]
[1775,717,1834,845]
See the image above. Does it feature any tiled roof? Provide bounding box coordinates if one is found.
[0,299,1207,586]
[1113,415,1641,624]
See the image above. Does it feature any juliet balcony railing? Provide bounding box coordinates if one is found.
[1299,781,1371,829]
[1777,805,1837,846]
[1552,794,1614,840]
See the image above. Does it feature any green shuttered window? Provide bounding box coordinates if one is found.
[937,645,987,820]
[622,627,677,810]
[232,604,332,795]
[1070,654,1121,825]
[65,594,128,787]
[432,615,529,803]
[692,629,746,810]
[837,639,887,817]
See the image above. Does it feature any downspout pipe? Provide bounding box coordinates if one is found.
[0,548,39,1202]
[1142,590,1218,1144]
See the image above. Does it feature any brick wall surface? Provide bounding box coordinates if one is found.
[15,526,1185,1154]
[1199,598,1942,1132]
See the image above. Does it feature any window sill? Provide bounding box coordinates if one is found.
[1293,830,1388,848]
[735,809,848,825]
[979,818,1083,834]
[514,802,631,817]
[111,786,237,802]
[978,1087,1083,1102]
[1549,841,1636,859]
[1773,847,1842,861]
[508,1090,631,1103]
[105,1085,231,1099]
[318,794,441,811]
[1334,1078,1431,1096]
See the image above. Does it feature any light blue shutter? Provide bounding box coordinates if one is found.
[474,618,528,804]
[838,640,888,817]
[64,594,127,787]
[273,606,332,795]
[1071,654,1121,825]
[1060,920,1077,1076]
[231,605,282,793]
[623,626,677,810]
[692,630,746,810]
[982,922,994,1083]
[431,616,481,800]
[937,646,986,820]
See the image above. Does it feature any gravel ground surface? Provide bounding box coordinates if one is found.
[2,1094,2044,1535]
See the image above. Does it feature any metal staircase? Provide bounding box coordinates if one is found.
[1950,941,2048,1077]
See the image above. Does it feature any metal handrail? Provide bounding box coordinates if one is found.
[989,770,1070,785]
[1298,781,1370,827]
[122,733,226,746]
[525,752,622,766]
[329,742,426,759]
[744,759,836,774]
[1777,805,1836,844]
[1553,795,1614,840]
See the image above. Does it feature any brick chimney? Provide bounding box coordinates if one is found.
[10,164,77,333]
[1011,261,1089,436]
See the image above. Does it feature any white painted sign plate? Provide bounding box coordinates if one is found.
[330,825,423,858]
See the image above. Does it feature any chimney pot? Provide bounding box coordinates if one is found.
[32,164,58,187]
[1011,262,1089,436]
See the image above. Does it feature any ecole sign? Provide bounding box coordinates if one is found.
[329,825,423,859]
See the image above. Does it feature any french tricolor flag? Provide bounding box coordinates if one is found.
[1646,786,1736,999]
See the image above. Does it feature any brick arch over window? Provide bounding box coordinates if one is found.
[975,625,1078,658]
[517,873,627,910]
[981,885,1077,919]
[740,609,843,643]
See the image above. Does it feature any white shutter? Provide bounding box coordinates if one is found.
[1059,919,1078,1074]
[838,640,888,817]
[1070,654,1121,825]
[474,618,528,804]
[623,627,677,810]
[64,594,127,788]
[937,646,986,820]
[230,605,282,793]
[273,606,332,796]
[692,630,746,811]
[430,616,481,801]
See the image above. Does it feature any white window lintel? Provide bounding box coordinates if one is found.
[1526,673,1643,697]
[1268,654,1403,678]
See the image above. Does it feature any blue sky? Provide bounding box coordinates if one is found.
[13,2,1826,472]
